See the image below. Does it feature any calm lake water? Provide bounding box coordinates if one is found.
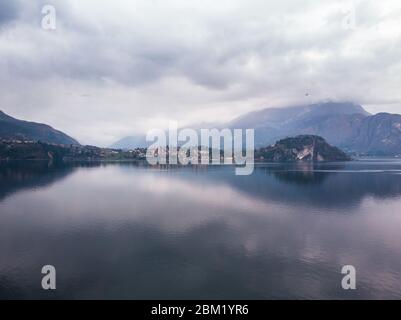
[1,159,401,299]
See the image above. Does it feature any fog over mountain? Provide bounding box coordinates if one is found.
[228,102,401,154]
[1,1,401,146]
[112,101,401,155]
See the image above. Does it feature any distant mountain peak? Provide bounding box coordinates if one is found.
[309,101,370,115]
[110,101,400,155]
[111,135,148,149]
[230,101,370,127]
[0,110,80,146]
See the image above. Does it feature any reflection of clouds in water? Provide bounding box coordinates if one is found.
[1,165,292,234]
[0,162,76,202]
[1,163,401,298]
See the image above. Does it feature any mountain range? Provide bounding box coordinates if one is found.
[1,102,401,156]
[229,102,401,155]
[111,102,401,155]
[0,111,79,145]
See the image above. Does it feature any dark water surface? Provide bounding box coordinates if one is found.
[1,160,401,299]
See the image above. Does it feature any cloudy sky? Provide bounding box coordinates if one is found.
[1,0,401,146]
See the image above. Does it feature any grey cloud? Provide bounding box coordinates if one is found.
[0,0,401,145]
[0,0,19,26]
[0,0,344,88]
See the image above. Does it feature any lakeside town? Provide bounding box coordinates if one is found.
[0,134,352,164]
[0,139,147,162]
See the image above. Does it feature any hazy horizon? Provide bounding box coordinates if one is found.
[0,100,390,147]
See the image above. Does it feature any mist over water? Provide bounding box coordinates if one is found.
[1,160,401,299]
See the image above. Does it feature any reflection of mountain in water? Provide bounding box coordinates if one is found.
[1,161,401,210]
[187,162,401,209]
[1,161,401,299]
[270,163,336,186]
[0,161,76,201]
[0,161,149,202]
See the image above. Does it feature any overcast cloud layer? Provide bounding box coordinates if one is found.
[1,0,401,145]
